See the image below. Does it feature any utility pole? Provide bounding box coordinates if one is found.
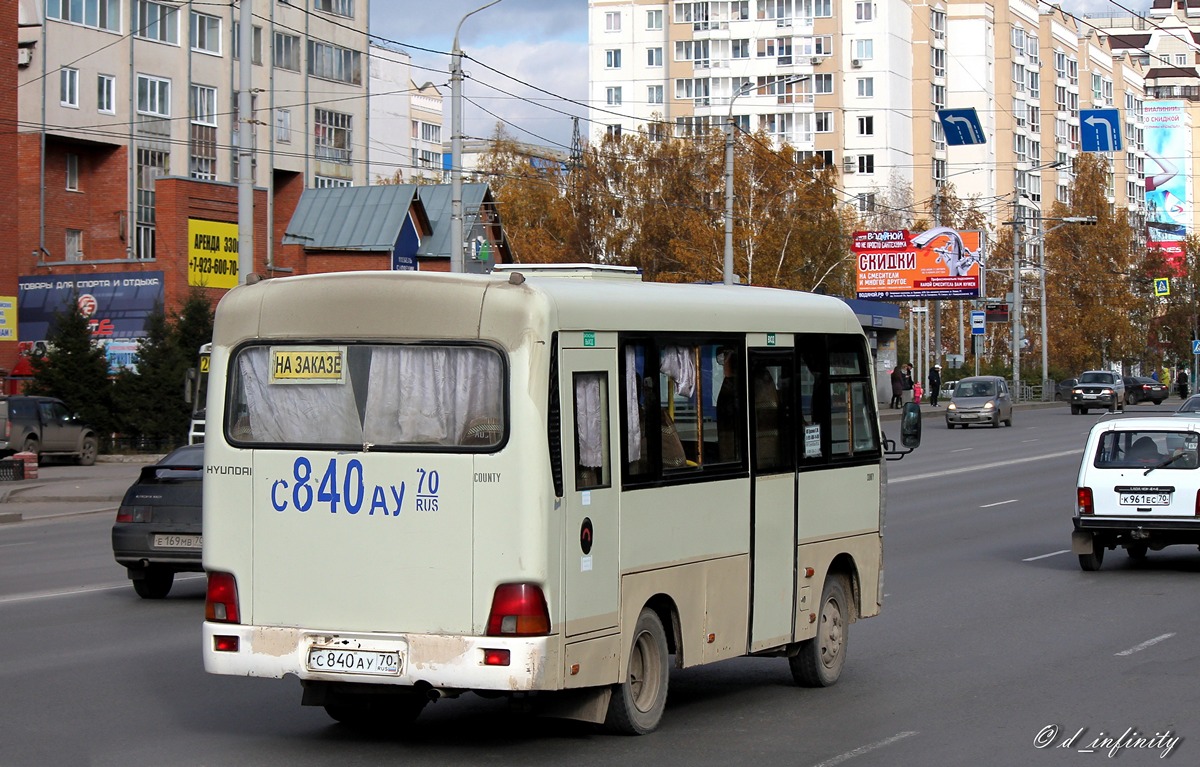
[1011,209,1023,401]
[236,0,254,283]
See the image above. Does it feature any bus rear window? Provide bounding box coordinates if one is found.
[226,344,505,450]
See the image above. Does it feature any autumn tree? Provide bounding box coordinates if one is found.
[1044,153,1143,373]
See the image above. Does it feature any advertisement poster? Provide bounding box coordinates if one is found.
[187,219,240,289]
[16,272,165,374]
[1144,101,1192,249]
[855,228,985,300]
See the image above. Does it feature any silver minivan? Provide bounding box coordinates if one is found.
[945,375,1013,428]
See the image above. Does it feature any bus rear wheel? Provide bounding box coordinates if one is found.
[605,607,669,735]
[790,575,850,688]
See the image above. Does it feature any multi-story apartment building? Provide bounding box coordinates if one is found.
[367,43,445,183]
[588,0,1149,239]
[588,0,915,205]
[9,0,370,380]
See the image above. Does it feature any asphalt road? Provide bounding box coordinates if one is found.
[1,405,1196,766]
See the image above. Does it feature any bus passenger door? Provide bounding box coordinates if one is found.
[748,349,797,652]
[560,345,620,638]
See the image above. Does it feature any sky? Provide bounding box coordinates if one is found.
[369,0,1157,154]
[370,0,590,153]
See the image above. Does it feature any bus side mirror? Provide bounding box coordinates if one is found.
[900,402,922,449]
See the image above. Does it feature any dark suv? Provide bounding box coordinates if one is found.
[1069,371,1126,415]
[0,396,98,465]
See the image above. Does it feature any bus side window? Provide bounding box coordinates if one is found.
[574,372,611,489]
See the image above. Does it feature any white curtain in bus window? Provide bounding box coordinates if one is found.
[624,346,642,462]
[363,346,503,447]
[574,372,610,489]
[234,347,363,443]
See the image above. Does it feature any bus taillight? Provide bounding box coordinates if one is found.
[486,583,550,636]
[1077,487,1094,516]
[206,571,241,624]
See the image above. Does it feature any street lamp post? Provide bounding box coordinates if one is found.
[450,0,503,274]
[723,75,806,286]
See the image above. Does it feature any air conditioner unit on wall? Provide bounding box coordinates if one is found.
[852,59,862,69]
[844,156,857,173]
[17,47,32,67]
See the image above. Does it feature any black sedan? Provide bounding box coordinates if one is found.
[1123,376,1168,405]
[111,444,203,599]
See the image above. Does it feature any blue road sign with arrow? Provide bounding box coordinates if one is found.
[1080,109,1123,152]
[937,108,986,146]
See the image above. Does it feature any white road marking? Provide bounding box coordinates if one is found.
[891,449,1082,483]
[810,732,919,767]
[980,499,1018,508]
[1023,549,1070,562]
[951,447,974,453]
[0,574,203,606]
[1020,438,1039,443]
[1115,633,1175,657]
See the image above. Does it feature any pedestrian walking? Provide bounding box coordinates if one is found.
[889,366,903,409]
[928,364,942,407]
[1178,368,1190,399]
[901,364,915,404]
[913,380,923,405]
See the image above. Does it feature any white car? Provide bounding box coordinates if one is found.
[1072,416,1200,571]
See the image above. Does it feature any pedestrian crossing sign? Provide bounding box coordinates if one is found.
[1154,278,1170,297]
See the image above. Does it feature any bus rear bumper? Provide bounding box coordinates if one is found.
[202,622,555,691]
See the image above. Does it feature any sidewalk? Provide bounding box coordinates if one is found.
[879,399,1062,422]
[0,454,161,524]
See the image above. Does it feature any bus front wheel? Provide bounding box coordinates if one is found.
[605,607,669,735]
[790,575,850,688]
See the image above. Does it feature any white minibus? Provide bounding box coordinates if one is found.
[201,267,920,734]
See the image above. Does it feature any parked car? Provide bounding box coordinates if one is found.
[1123,375,1168,406]
[0,395,98,465]
[111,444,204,599]
[1054,378,1078,402]
[1072,416,1200,570]
[945,375,1013,428]
[1070,370,1125,414]
[939,380,957,402]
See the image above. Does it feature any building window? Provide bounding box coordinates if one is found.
[135,1,180,44]
[190,11,220,54]
[607,87,622,106]
[190,85,217,180]
[47,0,120,32]
[858,154,875,174]
[1176,53,1187,66]
[275,108,291,143]
[731,1,750,19]
[314,175,352,189]
[97,75,115,114]
[857,78,874,97]
[854,39,873,60]
[815,111,834,132]
[308,41,362,85]
[60,67,79,107]
[858,115,874,135]
[856,1,873,21]
[647,47,662,67]
[66,154,79,191]
[606,124,622,139]
[814,73,833,94]
[314,0,353,18]
[732,39,750,59]
[233,23,263,65]
[814,0,832,17]
[413,120,441,144]
[135,147,168,260]
[606,49,622,68]
[136,75,171,117]
[314,108,352,164]
[646,9,662,29]
[648,85,663,104]
[274,32,301,71]
[65,229,83,261]
[857,193,876,212]
[605,11,620,31]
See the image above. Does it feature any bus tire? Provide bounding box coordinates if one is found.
[605,607,669,735]
[790,575,849,688]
